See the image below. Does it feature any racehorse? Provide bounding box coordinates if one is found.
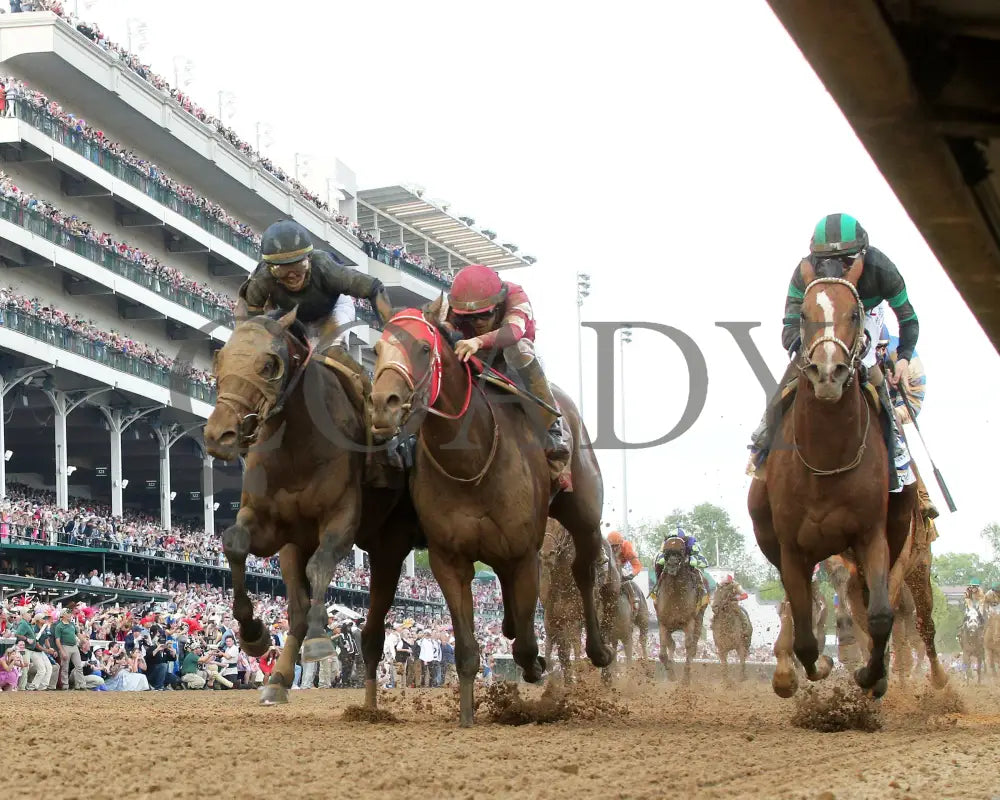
[540,520,585,681]
[747,256,917,699]
[602,537,650,679]
[203,308,420,707]
[811,572,829,659]
[983,589,1000,680]
[958,597,986,685]
[890,583,924,682]
[369,297,614,726]
[710,578,753,683]
[652,535,707,682]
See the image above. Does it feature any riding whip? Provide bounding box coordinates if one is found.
[897,382,957,513]
[477,363,562,417]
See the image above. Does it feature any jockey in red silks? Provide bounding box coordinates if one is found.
[445,264,571,478]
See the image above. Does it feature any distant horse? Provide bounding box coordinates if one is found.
[653,535,707,682]
[369,297,614,726]
[958,597,986,685]
[711,578,752,683]
[602,539,650,679]
[748,256,916,699]
[540,520,584,681]
[983,590,1000,680]
[203,308,420,707]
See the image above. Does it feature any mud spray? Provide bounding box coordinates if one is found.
[480,676,630,725]
[790,678,884,732]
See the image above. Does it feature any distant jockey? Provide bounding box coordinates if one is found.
[607,531,643,614]
[652,527,713,605]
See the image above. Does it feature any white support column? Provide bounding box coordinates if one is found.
[99,406,162,519]
[353,544,364,568]
[0,366,51,500]
[53,393,69,510]
[153,422,205,531]
[159,436,172,532]
[202,453,215,536]
[405,551,415,578]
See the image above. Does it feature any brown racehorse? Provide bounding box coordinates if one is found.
[203,308,420,707]
[603,537,650,678]
[711,578,753,683]
[653,536,707,682]
[748,256,916,700]
[369,298,614,726]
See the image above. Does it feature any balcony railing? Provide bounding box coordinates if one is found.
[14,99,261,260]
[0,193,235,326]
[370,249,451,290]
[0,307,216,403]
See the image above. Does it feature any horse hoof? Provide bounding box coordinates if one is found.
[587,643,615,669]
[239,621,271,658]
[301,636,335,663]
[865,677,889,700]
[930,666,950,690]
[814,655,834,681]
[259,685,289,706]
[772,670,798,698]
[522,657,546,684]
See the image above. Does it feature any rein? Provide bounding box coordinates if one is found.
[378,312,499,485]
[792,276,871,476]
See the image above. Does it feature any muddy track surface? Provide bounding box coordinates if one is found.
[8,664,1000,800]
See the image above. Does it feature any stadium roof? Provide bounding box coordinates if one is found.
[357,185,535,274]
[765,0,1000,352]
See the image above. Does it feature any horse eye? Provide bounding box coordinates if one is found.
[421,342,431,354]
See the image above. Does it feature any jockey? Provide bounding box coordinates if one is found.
[966,578,984,607]
[652,527,712,601]
[875,323,938,521]
[607,530,643,612]
[446,264,571,469]
[236,219,394,352]
[746,213,919,494]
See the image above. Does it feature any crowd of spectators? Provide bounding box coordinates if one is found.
[0,169,236,319]
[0,66,455,290]
[0,285,216,389]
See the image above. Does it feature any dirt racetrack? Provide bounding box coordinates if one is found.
[8,663,1000,800]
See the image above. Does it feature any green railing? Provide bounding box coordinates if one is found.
[15,99,260,260]
[372,249,451,289]
[0,308,216,403]
[0,193,235,326]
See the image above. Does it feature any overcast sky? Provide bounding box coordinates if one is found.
[83,0,1000,558]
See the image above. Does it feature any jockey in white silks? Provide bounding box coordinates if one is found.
[331,293,356,349]
[864,302,916,493]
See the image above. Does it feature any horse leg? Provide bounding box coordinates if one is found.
[659,624,676,681]
[720,648,730,686]
[497,571,516,641]
[682,618,698,684]
[638,605,649,663]
[303,503,360,663]
[772,599,798,697]
[360,533,412,710]
[782,550,834,684]
[428,549,478,727]
[499,554,546,683]
[853,532,893,698]
[261,543,309,705]
[221,509,271,657]
[905,560,948,689]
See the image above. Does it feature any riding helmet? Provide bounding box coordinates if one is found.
[448,264,508,314]
[261,220,314,265]
[809,213,868,258]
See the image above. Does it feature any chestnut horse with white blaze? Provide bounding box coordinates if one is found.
[748,255,916,700]
[369,297,613,726]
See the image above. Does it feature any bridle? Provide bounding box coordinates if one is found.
[796,276,866,386]
[214,324,312,451]
[374,312,498,485]
[793,276,870,476]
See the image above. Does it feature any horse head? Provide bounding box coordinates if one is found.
[204,307,309,461]
[661,536,687,577]
[797,255,865,402]
[369,294,468,439]
[962,602,985,635]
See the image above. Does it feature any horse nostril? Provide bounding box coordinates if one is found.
[217,431,237,447]
[833,363,850,382]
[386,393,401,410]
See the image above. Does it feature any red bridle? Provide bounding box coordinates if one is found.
[374,310,473,420]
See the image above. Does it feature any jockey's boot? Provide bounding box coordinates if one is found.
[517,357,571,464]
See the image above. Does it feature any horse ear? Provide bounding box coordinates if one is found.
[276,306,298,330]
[799,258,816,285]
[844,253,864,286]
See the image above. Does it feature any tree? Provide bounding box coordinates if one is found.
[931,552,993,586]
[981,522,1000,561]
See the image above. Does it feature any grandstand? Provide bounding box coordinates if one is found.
[0,7,537,552]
